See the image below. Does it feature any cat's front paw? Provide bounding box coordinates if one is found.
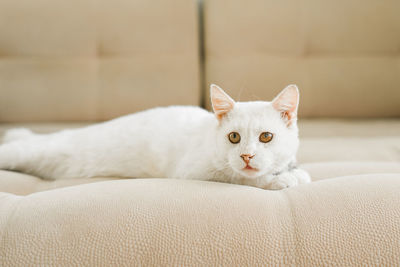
[268,175,298,190]
[266,168,311,190]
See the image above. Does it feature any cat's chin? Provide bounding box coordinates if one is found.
[237,168,263,179]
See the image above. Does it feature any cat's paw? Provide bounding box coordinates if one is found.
[268,175,298,190]
[266,168,311,190]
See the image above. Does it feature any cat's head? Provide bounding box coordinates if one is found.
[211,84,300,179]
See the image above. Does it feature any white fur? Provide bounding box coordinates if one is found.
[2,128,34,143]
[0,85,311,190]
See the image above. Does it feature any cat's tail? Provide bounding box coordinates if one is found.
[2,128,35,144]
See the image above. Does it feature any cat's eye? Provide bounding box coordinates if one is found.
[228,132,241,144]
[259,132,273,143]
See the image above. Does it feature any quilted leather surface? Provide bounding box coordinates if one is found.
[1,175,400,266]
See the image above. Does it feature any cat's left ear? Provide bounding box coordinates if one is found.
[210,84,235,121]
[272,84,299,126]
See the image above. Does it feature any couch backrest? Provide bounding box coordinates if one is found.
[0,0,399,121]
[0,0,200,122]
[204,0,400,118]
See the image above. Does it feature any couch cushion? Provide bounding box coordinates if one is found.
[299,119,400,138]
[1,175,400,265]
[298,137,400,163]
[0,170,118,195]
[0,0,200,122]
[302,161,400,181]
[204,0,400,117]
[297,119,400,163]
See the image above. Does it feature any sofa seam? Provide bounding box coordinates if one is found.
[197,0,206,109]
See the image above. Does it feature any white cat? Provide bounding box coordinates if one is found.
[0,84,310,190]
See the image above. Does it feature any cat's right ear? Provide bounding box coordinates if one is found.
[271,84,299,126]
[210,84,235,121]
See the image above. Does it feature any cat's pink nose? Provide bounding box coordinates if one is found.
[240,154,254,164]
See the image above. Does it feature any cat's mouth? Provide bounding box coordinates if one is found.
[243,165,259,172]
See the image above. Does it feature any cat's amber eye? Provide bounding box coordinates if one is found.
[228,132,241,144]
[259,132,273,143]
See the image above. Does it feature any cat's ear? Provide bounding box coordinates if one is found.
[210,84,235,121]
[271,84,299,126]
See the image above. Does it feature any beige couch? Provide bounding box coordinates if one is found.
[1,0,400,266]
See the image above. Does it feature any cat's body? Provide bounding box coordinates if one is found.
[0,106,214,179]
[0,85,311,189]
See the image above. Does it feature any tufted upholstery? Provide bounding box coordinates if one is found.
[0,0,200,122]
[1,174,400,266]
[204,0,400,117]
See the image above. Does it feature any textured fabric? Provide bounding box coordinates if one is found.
[302,161,400,181]
[1,175,400,266]
[0,0,200,122]
[298,120,400,163]
[298,119,400,138]
[204,0,400,117]
[0,170,120,196]
[298,137,400,163]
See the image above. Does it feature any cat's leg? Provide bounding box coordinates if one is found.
[0,128,38,170]
[0,130,110,180]
[0,141,27,170]
[265,167,311,190]
[0,138,61,179]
